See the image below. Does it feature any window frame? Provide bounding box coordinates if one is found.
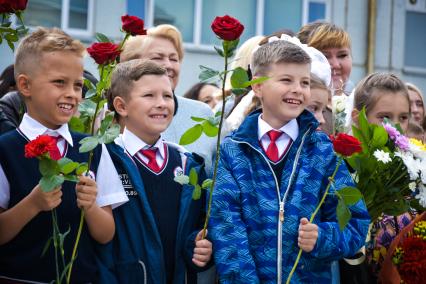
[23,0,95,39]
[146,0,330,50]
[403,0,426,75]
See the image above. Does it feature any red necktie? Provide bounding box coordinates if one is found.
[50,135,64,159]
[140,148,161,172]
[266,130,283,162]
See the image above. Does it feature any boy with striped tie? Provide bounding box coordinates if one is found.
[0,27,127,283]
[97,59,212,283]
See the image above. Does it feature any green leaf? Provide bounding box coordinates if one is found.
[179,124,203,145]
[99,112,114,135]
[41,236,52,257]
[337,186,363,206]
[76,163,88,175]
[231,67,249,88]
[84,89,97,99]
[358,108,371,142]
[242,76,269,88]
[199,65,220,82]
[189,168,198,186]
[201,179,213,189]
[191,116,207,122]
[371,125,388,148]
[39,175,65,192]
[59,161,79,175]
[223,39,240,55]
[78,99,97,118]
[84,78,96,90]
[336,198,352,231]
[39,158,59,176]
[79,136,99,153]
[63,174,79,182]
[231,88,248,96]
[99,123,120,144]
[202,120,219,137]
[214,46,225,57]
[6,38,14,51]
[68,116,85,133]
[174,174,189,185]
[95,32,111,43]
[215,111,222,117]
[192,184,202,200]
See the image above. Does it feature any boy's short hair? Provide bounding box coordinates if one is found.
[107,59,168,116]
[251,40,311,76]
[353,72,410,114]
[14,27,85,78]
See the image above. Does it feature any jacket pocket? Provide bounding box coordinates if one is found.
[115,260,147,284]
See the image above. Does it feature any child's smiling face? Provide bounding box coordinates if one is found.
[253,62,311,129]
[20,50,84,129]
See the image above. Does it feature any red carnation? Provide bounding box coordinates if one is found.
[330,133,362,157]
[25,135,61,161]
[0,0,27,13]
[87,42,121,65]
[211,15,244,41]
[121,15,147,36]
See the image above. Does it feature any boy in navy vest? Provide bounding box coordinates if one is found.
[209,39,370,282]
[96,59,212,284]
[0,27,128,283]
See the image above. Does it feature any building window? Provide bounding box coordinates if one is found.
[148,0,329,47]
[25,0,94,38]
[404,11,426,69]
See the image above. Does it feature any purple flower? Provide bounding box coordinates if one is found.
[395,135,410,151]
[383,123,400,140]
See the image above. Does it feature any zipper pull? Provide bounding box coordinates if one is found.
[279,201,284,222]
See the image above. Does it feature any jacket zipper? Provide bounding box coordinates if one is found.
[232,128,311,283]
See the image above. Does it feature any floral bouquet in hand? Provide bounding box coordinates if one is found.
[24,135,88,283]
[0,0,28,50]
[346,109,426,222]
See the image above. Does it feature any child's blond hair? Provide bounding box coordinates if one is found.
[251,40,311,76]
[14,27,85,78]
[353,72,410,115]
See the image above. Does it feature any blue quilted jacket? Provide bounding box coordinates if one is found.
[209,109,370,283]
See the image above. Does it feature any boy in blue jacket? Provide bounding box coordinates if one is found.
[97,59,212,283]
[209,39,370,283]
[0,27,128,283]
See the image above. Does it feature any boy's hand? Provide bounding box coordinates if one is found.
[76,175,97,212]
[29,185,62,212]
[298,217,318,252]
[192,229,212,267]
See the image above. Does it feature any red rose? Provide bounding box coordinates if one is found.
[330,133,362,157]
[211,15,244,41]
[25,135,61,161]
[87,42,121,65]
[121,15,147,36]
[0,0,27,13]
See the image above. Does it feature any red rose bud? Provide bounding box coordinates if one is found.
[211,15,244,41]
[0,0,27,13]
[24,135,61,161]
[330,133,362,157]
[121,15,147,36]
[87,42,121,65]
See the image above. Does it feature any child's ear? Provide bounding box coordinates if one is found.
[351,108,359,125]
[17,74,31,98]
[251,76,263,99]
[113,97,128,117]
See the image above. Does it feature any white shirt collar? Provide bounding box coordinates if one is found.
[121,127,165,159]
[257,115,299,141]
[19,113,74,146]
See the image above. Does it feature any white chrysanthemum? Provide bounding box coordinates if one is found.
[409,182,417,192]
[373,150,391,164]
[415,183,426,208]
[395,151,420,181]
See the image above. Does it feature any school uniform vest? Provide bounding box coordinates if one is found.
[136,146,182,283]
[0,130,101,283]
